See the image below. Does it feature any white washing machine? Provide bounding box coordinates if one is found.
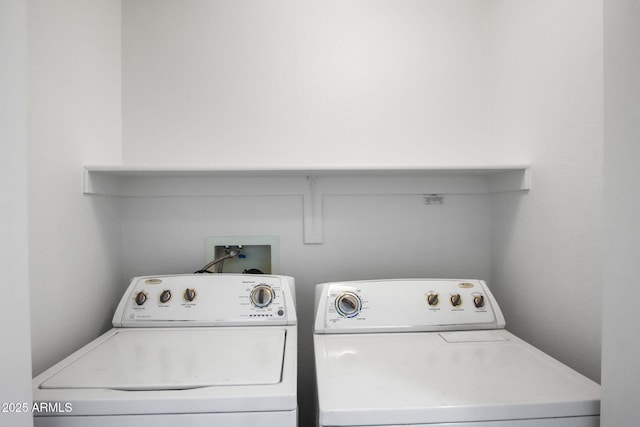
[314,279,600,427]
[33,274,297,427]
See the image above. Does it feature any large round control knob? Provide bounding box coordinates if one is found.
[159,290,172,304]
[250,285,275,308]
[427,293,439,306]
[335,292,362,318]
[135,291,147,306]
[184,288,197,302]
[450,293,462,307]
[473,295,485,308]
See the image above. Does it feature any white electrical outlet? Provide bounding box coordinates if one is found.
[204,236,280,274]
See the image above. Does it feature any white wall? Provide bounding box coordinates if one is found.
[602,1,640,425]
[0,1,33,425]
[120,4,496,423]
[122,0,491,167]
[488,0,603,381]
[117,1,606,424]
[27,0,124,375]
[16,1,613,425]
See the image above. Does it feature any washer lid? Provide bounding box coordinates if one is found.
[314,330,600,426]
[40,329,286,390]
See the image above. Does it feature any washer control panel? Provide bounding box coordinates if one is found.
[314,279,505,333]
[113,274,296,327]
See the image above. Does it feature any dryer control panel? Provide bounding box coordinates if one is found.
[314,279,505,334]
[113,274,296,327]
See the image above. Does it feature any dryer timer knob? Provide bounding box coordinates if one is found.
[335,292,362,318]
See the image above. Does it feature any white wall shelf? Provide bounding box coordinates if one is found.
[83,165,530,244]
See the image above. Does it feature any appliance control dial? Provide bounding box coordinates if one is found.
[473,294,485,308]
[184,288,197,302]
[335,292,362,318]
[250,284,275,308]
[427,293,439,306]
[135,291,147,306]
[159,290,172,304]
[450,293,462,307]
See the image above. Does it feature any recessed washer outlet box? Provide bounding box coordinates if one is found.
[204,236,280,274]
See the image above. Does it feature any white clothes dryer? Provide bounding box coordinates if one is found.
[313,279,600,427]
[33,274,297,427]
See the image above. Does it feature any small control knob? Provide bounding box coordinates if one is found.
[184,288,197,302]
[135,291,147,306]
[473,295,485,308]
[250,285,275,308]
[427,293,439,306]
[450,293,462,307]
[159,290,172,304]
[335,292,362,318]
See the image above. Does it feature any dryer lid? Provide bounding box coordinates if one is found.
[40,329,286,391]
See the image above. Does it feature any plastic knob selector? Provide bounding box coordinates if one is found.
[184,288,197,302]
[450,294,462,307]
[160,290,172,304]
[335,292,362,317]
[135,292,147,306]
[250,285,275,308]
[427,293,439,306]
[473,295,485,308]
